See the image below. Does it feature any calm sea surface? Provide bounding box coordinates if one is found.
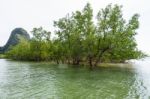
[0,58,150,99]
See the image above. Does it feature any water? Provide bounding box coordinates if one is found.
[0,58,150,99]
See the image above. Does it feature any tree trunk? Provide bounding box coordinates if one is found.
[76,60,80,65]
[56,59,59,64]
[72,59,76,65]
[67,59,71,64]
[89,56,93,69]
[94,59,100,67]
[72,56,80,65]
[94,47,110,67]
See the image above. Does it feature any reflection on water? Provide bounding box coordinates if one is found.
[0,58,150,99]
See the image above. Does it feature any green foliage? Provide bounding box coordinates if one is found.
[0,54,6,58]
[6,37,30,60]
[6,3,145,68]
[7,27,52,61]
[0,28,30,53]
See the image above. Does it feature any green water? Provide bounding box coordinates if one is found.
[0,58,150,99]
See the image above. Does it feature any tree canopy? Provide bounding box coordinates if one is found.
[6,3,145,69]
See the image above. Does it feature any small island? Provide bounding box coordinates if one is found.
[1,3,145,69]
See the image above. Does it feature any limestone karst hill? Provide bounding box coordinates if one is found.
[0,28,30,53]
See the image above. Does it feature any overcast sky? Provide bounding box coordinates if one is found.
[0,0,150,54]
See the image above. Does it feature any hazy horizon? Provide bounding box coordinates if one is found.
[0,0,150,54]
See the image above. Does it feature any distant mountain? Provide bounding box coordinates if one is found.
[0,28,30,53]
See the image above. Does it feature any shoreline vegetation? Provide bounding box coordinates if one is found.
[0,54,5,59]
[5,3,145,69]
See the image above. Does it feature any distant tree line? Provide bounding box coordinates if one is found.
[6,3,145,69]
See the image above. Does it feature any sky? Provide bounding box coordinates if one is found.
[0,0,150,54]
